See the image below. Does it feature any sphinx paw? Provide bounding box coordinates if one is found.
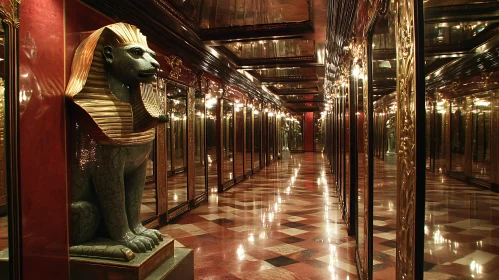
[138,229,163,245]
[121,235,155,253]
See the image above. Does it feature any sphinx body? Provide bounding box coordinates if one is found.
[66,23,168,258]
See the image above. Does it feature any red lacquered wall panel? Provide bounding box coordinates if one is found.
[19,0,69,279]
[304,112,314,152]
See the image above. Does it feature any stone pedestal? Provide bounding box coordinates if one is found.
[70,238,193,280]
[282,147,291,160]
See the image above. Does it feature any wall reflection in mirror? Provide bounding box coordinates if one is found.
[314,112,326,152]
[254,108,261,169]
[166,83,188,210]
[353,64,366,275]
[141,143,157,222]
[222,100,234,184]
[245,106,252,174]
[205,92,218,190]
[269,114,275,161]
[371,4,397,276]
[288,114,304,152]
[235,101,244,180]
[195,91,207,197]
[423,1,499,279]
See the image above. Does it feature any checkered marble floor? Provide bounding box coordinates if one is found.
[371,156,499,280]
[159,152,358,280]
[424,172,499,279]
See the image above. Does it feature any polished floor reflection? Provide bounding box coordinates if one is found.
[370,156,499,280]
[160,153,358,280]
[424,173,499,279]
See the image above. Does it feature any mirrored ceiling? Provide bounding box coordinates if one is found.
[253,67,319,78]
[167,0,311,28]
[281,94,323,102]
[223,39,315,59]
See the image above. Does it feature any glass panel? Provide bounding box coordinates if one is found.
[372,7,397,276]
[141,144,157,221]
[269,115,275,161]
[200,0,310,28]
[471,93,491,181]
[245,107,252,174]
[224,39,315,59]
[254,109,261,169]
[223,100,234,183]
[450,97,466,174]
[314,113,325,152]
[167,84,188,209]
[195,92,207,196]
[206,97,218,190]
[289,115,304,151]
[354,67,366,274]
[235,102,244,178]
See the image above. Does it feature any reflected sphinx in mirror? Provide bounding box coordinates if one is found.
[66,23,167,261]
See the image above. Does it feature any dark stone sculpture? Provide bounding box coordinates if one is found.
[66,23,168,260]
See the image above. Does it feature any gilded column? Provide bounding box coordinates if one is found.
[395,0,426,279]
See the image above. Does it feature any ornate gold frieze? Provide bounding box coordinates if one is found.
[0,0,20,28]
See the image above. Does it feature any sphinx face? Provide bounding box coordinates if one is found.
[103,44,160,85]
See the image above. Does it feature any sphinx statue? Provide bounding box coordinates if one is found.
[66,23,168,260]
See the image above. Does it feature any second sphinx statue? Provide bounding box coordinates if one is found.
[66,23,168,260]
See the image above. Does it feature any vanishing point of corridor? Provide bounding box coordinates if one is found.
[160,153,358,280]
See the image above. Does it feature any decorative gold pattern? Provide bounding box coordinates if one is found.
[395,0,416,278]
[164,55,191,80]
[0,0,20,28]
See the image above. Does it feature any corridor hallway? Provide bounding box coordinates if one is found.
[159,153,359,280]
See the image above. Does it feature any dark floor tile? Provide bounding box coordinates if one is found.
[265,256,299,267]
[282,222,307,228]
[280,236,305,244]
[373,225,396,232]
[380,240,397,248]
[212,218,235,226]
[424,261,437,271]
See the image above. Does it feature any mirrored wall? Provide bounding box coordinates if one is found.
[166,83,188,210]
[222,99,234,185]
[245,106,252,175]
[235,102,244,181]
[141,144,157,222]
[254,108,262,170]
[289,114,304,152]
[195,91,207,198]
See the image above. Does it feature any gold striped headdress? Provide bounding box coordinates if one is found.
[66,23,163,146]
